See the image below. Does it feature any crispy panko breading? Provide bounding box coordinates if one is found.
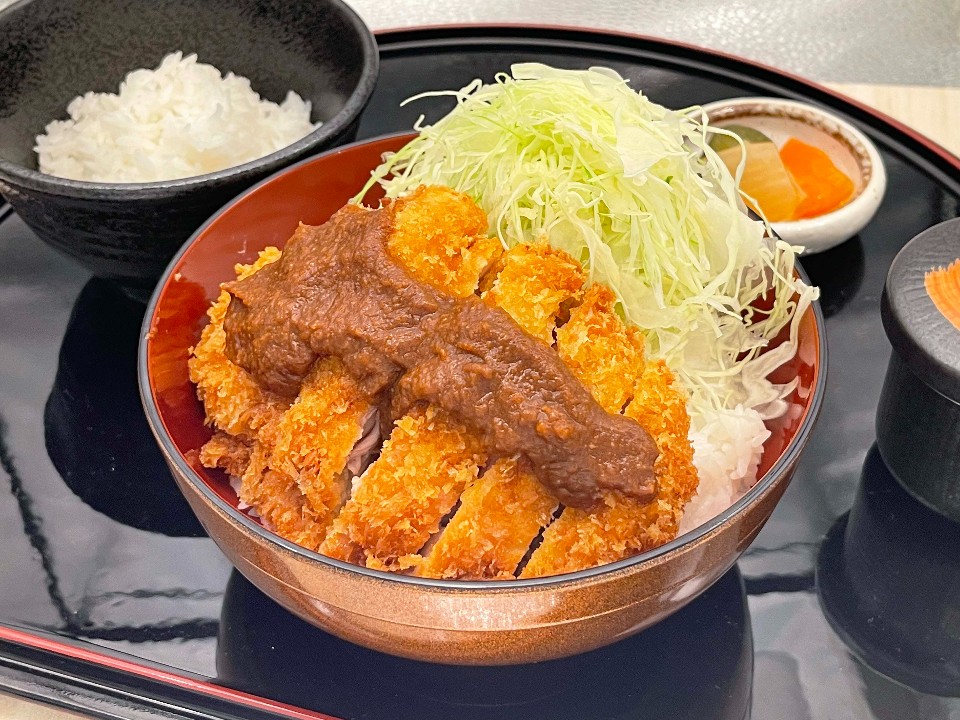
[417,457,556,579]
[521,289,697,578]
[622,360,699,548]
[239,442,330,550]
[416,242,584,579]
[265,357,369,525]
[188,247,287,439]
[389,185,502,299]
[316,186,502,569]
[191,184,699,579]
[556,285,647,413]
[481,241,585,345]
[320,406,486,571]
[199,429,339,550]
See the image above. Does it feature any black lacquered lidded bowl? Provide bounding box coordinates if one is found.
[817,445,960,696]
[878,216,960,522]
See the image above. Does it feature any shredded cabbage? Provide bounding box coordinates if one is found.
[359,63,818,424]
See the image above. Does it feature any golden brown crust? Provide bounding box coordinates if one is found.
[266,357,368,525]
[521,289,698,578]
[622,359,699,547]
[481,240,585,345]
[388,185,501,299]
[239,441,330,551]
[416,241,584,578]
[417,456,557,579]
[319,406,486,571]
[555,284,646,414]
[190,186,700,579]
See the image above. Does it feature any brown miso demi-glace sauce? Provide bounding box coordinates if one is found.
[222,197,658,509]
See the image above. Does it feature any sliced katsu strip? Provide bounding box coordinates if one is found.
[239,441,330,551]
[320,405,486,571]
[192,248,360,543]
[417,457,556,579]
[622,360,699,549]
[199,430,334,549]
[480,241,586,345]
[318,186,501,571]
[199,431,252,480]
[266,357,369,527]
[388,185,501,299]
[416,242,584,579]
[521,286,698,578]
[188,248,287,439]
[554,285,647,413]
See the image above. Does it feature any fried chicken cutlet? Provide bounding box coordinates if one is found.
[191,248,367,546]
[319,187,502,570]
[191,184,698,578]
[415,242,584,579]
[196,188,500,556]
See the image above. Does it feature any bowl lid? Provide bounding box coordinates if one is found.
[881,217,960,401]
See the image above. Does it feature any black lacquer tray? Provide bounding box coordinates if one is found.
[1,26,959,720]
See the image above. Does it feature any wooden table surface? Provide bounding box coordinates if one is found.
[2,81,957,720]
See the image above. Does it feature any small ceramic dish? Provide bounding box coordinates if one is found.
[139,133,827,666]
[701,97,887,254]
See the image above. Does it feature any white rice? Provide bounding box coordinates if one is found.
[680,405,772,533]
[35,52,317,183]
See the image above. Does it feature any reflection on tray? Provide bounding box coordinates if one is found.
[797,235,865,319]
[817,444,960,696]
[44,278,205,537]
[217,566,752,720]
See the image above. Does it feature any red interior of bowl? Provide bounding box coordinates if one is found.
[145,133,822,522]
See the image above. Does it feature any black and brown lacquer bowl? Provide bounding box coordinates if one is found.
[0,0,378,296]
[139,134,827,665]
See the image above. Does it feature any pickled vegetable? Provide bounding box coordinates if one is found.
[711,124,856,222]
[713,126,806,222]
[779,138,855,219]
